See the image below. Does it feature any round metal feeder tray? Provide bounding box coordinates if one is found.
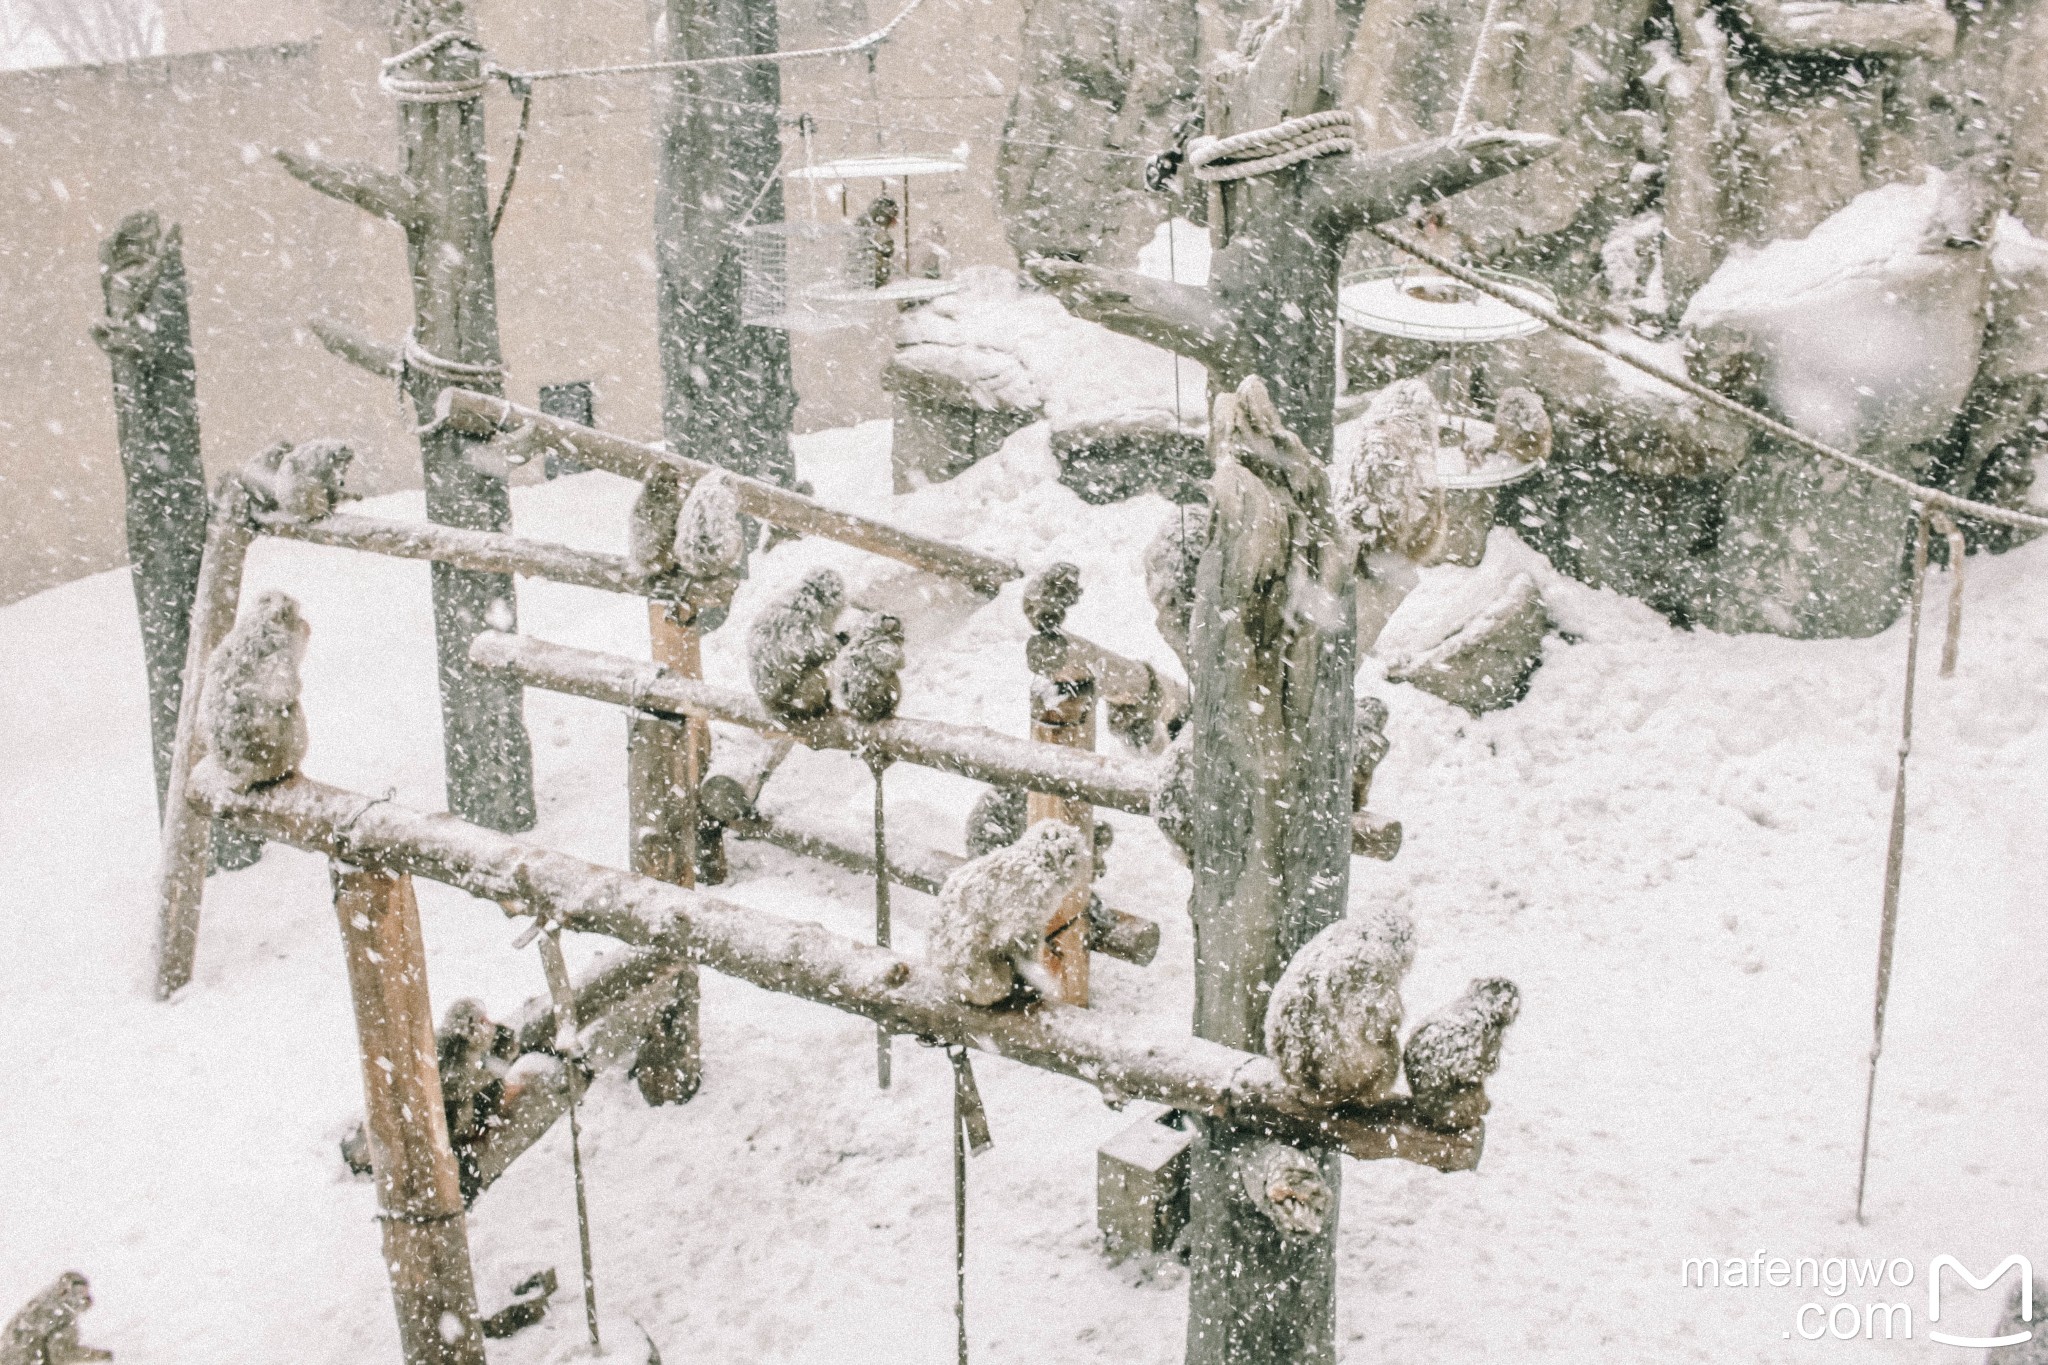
[810,278,960,305]
[1339,265,1555,343]
[785,154,967,181]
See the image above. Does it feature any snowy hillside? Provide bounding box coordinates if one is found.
[2,418,2043,1362]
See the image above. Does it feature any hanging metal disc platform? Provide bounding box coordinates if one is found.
[1338,264,1554,344]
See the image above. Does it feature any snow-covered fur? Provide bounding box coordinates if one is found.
[830,612,905,722]
[627,466,683,583]
[674,472,746,582]
[1239,1142,1332,1237]
[1402,976,1521,1129]
[929,821,1090,1006]
[1142,506,1209,669]
[747,569,845,721]
[1492,387,1553,466]
[1333,379,1442,558]
[233,439,355,522]
[964,785,1027,860]
[1263,902,1416,1105]
[201,591,310,791]
[1150,729,1196,866]
[1,1271,106,1365]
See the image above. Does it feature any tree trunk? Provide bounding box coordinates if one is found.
[92,212,262,870]
[330,863,488,1365]
[392,0,536,832]
[1184,389,1354,1365]
[658,0,797,485]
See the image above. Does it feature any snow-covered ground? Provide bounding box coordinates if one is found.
[2,418,2042,1362]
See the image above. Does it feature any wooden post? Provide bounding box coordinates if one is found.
[625,602,705,1105]
[330,863,487,1365]
[277,0,536,832]
[152,508,256,998]
[1027,678,1095,1006]
[92,212,263,873]
[657,0,798,486]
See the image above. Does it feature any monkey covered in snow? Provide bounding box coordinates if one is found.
[1143,505,1210,672]
[674,472,746,582]
[830,612,905,722]
[747,569,846,721]
[340,997,521,1194]
[1239,1142,1333,1237]
[1402,976,1521,1130]
[964,785,1027,860]
[1333,379,1445,562]
[630,469,747,628]
[1262,902,1416,1105]
[232,439,356,522]
[201,591,310,790]
[627,465,684,585]
[1491,387,1552,467]
[1,1272,111,1365]
[1150,729,1196,867]
[929,821,1090,1006]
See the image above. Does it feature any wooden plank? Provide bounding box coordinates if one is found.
[330,864,486,1365]
[1027,680,1095,1006]
[435,389,1023,595]
[254,512,642,595]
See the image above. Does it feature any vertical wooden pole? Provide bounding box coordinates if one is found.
[657,0,798,485]
[1026,678,1095,1006]
[330,863,487,1365]
[626,602,704,1105]
[92,212,263,872]
[152,510,256,999]
[392,0,536,833]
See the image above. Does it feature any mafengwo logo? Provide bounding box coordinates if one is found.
[1681,1252,2034,1345]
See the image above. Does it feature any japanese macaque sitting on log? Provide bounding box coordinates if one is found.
[1023,562,1188,752]
[1,1272,111,1365]
[231,439,356,523]
[628,468,747,629]
[830,612,906,722]
[747,569,846,722]
[930,821,1090,1005]
[200,591,310,791]
[1263,903,1416,1105]
[341,997,520,1200]
[1403,977,1521,1130]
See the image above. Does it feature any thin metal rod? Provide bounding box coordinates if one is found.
[954,1056,968,1365]
[566,1094,601,1350]
[873,757,893,1089]
[1854,511,1932,1224]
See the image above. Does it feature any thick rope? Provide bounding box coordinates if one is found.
[1369,224,2048,534]
[495,0,934,84]
[1450,0,1509,133]
[380,31,490,103]
[403,333,505,384]
[1187,110,1355,182]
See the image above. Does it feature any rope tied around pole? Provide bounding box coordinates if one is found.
[379,31,492,104]
[1186,110,1356,182]
[403,333,506,388]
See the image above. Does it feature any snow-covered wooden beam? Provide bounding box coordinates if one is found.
[308,316,403,380]
[468,631,1162,815]
[189,767,1481,1171]
[434,388,1023,595]
[252,511,644,595]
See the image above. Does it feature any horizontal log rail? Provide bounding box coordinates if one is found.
[190,767,1481,1171]
[469,631,1162,814]
[253,511,644,595]
[434,388,1023,595]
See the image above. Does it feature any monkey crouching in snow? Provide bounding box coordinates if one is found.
[1262,902,1415,1106]
[929,821,1090,1006]
[747,569,846,722]
[1,1272,111,1365]
[200,591,310,791]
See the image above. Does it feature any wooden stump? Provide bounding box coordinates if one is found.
[1027,678,1096,1006]
[330,863,487,1365]
[92,212,262,873]
[626,602,705,1105]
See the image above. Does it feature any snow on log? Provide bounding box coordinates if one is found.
[188,767,1481,1171]
[253,512,644,595]
[434,388,1021,595]
[468,631,1161,814]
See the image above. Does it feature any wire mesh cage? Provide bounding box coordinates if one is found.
[738,221,870,332]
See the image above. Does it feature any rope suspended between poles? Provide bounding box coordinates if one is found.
[1854,509,1964,1223]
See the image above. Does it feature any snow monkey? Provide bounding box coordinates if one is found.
[964,785,1028,860]
[1262,901,1416,1105]
[201,591,311,791]
[673,472,746,585]
[747,569,846,722]
[1402,976,1521,1130]
[930,821,1090,1006]
[0,1272,112,1365]
[830,612,906,722]
[627,465,685,585]
[1491,387,1552,468]
[1142,504,1210,671]
[1333,378,1445,561]
[232,439,356,522]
